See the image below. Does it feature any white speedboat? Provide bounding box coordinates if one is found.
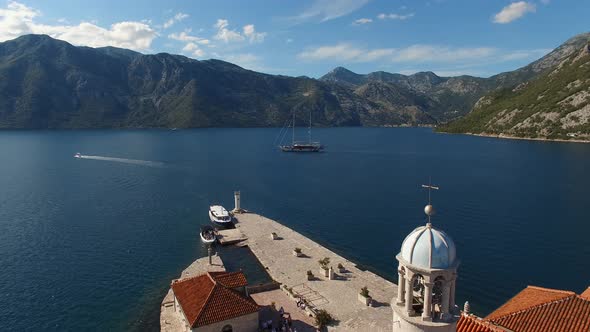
[74,152,82,158]
[209,205,232,227]
[200,225,216,243]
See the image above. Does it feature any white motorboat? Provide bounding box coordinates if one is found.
[74,152,82,158]
[200,225,216,243]
[209,205,232,227]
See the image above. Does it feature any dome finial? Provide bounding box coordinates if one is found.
[421,177,439,225]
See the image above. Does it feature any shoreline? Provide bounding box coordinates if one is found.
[437,131,590,144]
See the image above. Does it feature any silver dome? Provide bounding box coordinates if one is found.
[400,224,457,269]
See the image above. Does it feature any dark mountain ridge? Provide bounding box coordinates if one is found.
[0,33,588,129]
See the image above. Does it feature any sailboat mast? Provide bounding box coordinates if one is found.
[292,112,295,145]
[308,111,312,143]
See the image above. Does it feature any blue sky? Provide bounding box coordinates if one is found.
[0,0,588,78]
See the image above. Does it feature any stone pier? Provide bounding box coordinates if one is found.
[160,210,398,331]
[233,212,397,331]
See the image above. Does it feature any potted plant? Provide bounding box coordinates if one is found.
[270,232,278,240]
[314,309,333,331]
[307,270,314,281]
[337,263,345,273]
[293,247,302,257]
[358,286,372,306]
[318,257,330,277]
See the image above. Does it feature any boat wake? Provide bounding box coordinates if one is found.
[75,154,165,168]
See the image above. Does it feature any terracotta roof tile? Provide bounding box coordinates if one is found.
[457,314,506,332]
[580,287,590,300]
[486,286,574,320]
[209,271,248,288]
[171,271,259,328]
[194,284,259,327]
[489,295,590,332]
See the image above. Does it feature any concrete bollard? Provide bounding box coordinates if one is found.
[232,191,242,213]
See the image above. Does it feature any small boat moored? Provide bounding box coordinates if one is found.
[209,205,233,227]
[200,225,216,243]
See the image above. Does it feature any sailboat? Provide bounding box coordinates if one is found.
[279,111,323,152]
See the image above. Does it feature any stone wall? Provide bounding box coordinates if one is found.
[192,312,259,332]
[247,281,281,295]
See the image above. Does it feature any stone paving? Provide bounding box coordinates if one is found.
[251,289,316,331]
[234,212,398,331]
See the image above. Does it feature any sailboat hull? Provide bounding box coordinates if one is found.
[280,143,323,152]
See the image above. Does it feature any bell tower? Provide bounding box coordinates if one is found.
[392,183,459,332]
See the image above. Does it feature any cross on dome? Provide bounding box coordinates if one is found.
[421,179,439,226]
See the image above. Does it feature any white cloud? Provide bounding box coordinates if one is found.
[0,1,157,51]
[163,12,188,29]
[297,43,545,66]
[498,48,550,61]
[298,43,363,61]
[352,18,372,25]
[218,53,262,70]
[213,19,265,44]
[297,43,395,62]
[391,45,496,63]
[242,24,266,43]
[0,1,41,41]
[182,42,204,57]
[294,0,369,22]
[493,1,536,24]
[168,30,209,44]
[213,19,244,43]
[169,29,210,58]
[377,13,415,20]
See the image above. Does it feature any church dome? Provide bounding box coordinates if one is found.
[400,224,457,269]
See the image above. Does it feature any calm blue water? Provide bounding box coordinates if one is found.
[1,128,589,331]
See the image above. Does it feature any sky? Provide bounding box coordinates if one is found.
[0,0,588,78]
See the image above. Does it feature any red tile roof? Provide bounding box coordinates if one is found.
[171,271,259,328]
[486,286,574,320]
[484,285,590,332]
[456,314,506,332]
[209,271,248,288]
[490,295,590,332]
[581,287,590,300]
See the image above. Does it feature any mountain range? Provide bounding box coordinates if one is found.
[0,33,588,131]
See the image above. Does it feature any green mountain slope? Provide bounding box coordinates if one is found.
[439,43,590,140]
[0,35,392,128]
[0,33,588,129]
[321,68,493,122]
[321,33,590,124]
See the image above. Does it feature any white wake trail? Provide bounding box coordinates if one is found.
[77,155,165,168]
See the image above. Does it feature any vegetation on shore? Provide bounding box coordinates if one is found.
[439,42,590,141]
